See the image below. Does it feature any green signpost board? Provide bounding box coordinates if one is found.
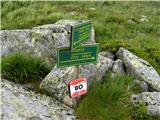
[57,44,99,67]
[71,21,91,50]
[57,20,99,102]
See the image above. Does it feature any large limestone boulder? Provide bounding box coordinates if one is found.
[116,47,160,91]
[40,66,77,102]
[131,92,160,116]
[1,20,95,64]
[80,54,114,84]
[0,29,67,64]
[40,53,114,106]
[1,79,76,120]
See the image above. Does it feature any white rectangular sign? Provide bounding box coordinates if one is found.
[69,77,87,98]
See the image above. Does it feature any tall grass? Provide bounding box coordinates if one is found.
[76,73,160,120]
[1,52,51,83]
[1,1,160,74]
[1,1,65,29]
[1,2,160,119]
[76,74,133,120]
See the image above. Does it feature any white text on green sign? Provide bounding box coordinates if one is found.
[57,44,99,67]
[71,21,91,50]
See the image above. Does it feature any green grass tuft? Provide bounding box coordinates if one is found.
[133,102,160,120]
[1,52,51,84]
[1,1,160,73]
[76,73,160,120]
[1,2,160,119]
[76,74,134,120]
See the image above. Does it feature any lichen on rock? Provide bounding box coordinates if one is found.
[1,20,95,65]
[131,92,160,116]
[116,47,160,91]
[1,79,76,120]
[40,53,114,107]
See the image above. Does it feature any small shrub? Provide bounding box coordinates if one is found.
[1,52,51,83]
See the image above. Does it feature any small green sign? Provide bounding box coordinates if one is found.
[71,21,91,50]
[57,44,99,67]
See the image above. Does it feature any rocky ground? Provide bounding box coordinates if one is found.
[1,79,76,120]
[1,20,160,119]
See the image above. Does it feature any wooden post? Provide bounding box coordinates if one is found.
[76,65,80,78]
[73,65,80,108]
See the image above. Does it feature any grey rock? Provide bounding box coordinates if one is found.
[141,15,147,19]
[110,72,116,79]
[112,59,125,74]
[40,54,114,106]
[148,105,160,116]
[130,79,149,92]
[131,92,160,116]
[0,29,67,64]
[1,19,95,63]
[80,54,114,84]
[68,11,77,16]
[116,47,160,91]
[140,81,149,92]
[0,30,33,57]
[55,19,95,44]
[33,24,67,33]
[131,92,160,106]
[1,79,76,120]
[139,15,148,22]
[89,8,96,11]
[128,19,136,24]
[99,51,115,60]
[139,18,148,22]
[40,66,77,101]
[55,19,83,26]
[63,96,74,108]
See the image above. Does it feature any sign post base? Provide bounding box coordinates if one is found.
[73,65,80,108]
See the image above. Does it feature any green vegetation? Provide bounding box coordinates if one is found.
[133,102,160,120]
[76,74,133,120]
[1,1,160,120]
[1,1,160,74]
[1,52,51,83]
[76,74,160,120]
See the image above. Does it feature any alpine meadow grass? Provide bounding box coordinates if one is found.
[76,74,133,120]
[1,1,160,119]
[1,1,160,74]
[1,52,51,83]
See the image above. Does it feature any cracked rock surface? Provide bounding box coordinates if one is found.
[1,79,76,120]
[131,92,160,116]
[40,53,114,105]
[0,20,95,64]
[116,47,160,91]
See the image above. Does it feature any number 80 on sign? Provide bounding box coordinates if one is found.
[69,77,87,98]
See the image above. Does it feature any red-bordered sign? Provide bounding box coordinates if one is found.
[69,77,87,98]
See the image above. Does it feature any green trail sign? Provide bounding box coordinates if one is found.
[71,21,91,50]
[57,44,99,67]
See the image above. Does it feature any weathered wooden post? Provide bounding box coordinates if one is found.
[73,65,80,108]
